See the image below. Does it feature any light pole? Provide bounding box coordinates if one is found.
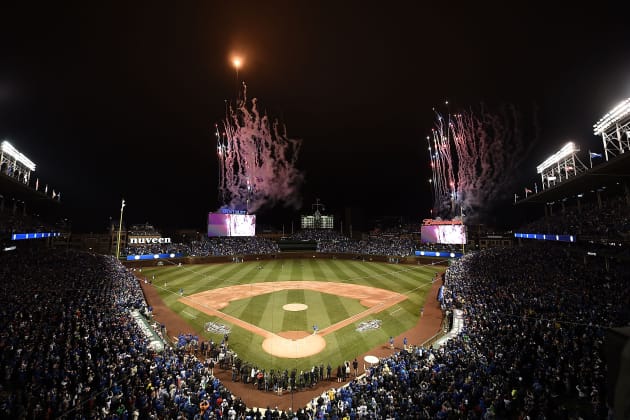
[116,199,126,260]
[460,204,465,255]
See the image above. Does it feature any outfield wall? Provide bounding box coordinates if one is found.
[123,252,448,269]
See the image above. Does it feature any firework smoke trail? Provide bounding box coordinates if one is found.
[217,83,303,213]
[429,113,458,216]
[428,105,534,222]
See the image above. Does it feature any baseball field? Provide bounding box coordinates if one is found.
[140,258,440,372]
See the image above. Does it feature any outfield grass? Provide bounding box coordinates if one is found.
[141,258,439,371]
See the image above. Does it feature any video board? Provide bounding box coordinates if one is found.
[207,213,256,237]
[421,224,466,244]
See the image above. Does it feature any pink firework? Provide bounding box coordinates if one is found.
[216,83,303,213]
[428,105,534,222]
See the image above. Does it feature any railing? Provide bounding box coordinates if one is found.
[419,325,447,349]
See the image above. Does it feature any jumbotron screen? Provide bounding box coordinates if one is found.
[207,213,256,237]
[421,225,466,244]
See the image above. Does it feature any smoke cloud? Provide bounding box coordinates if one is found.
[216,84,304,213]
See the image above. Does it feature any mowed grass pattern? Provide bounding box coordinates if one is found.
[222,290,366,333]
[142,258,439,371]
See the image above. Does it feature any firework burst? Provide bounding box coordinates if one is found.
[216,83,303,213]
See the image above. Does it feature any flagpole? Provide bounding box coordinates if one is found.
[460,205,465,255]
[116,199,126,260]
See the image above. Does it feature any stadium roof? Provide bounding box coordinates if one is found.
[516,152,630,204]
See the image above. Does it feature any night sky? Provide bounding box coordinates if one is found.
[1,2,629,232]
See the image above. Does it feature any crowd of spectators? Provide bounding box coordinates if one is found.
[124,243,190,257]
[289,228,456,257]
[122,225,466,259]
[0,213,60,236]
[0,214,30,236]
[519,194,630,240]
[316,235,418,257]
[188,237,280,257]
[124,237,280,258]
[300,244,629,419]
[0,249,248,419]
[4,229,629,418]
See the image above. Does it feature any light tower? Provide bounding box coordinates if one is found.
[0,140,36,186]
[536,142,588,190]
[593,97,630,161]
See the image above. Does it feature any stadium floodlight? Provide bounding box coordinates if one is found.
[536,142,578,174]
[593,98,630,135]
[1,140,36,171]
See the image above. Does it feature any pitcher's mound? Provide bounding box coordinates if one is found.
[282,303,308,311]
[262,332,326,358]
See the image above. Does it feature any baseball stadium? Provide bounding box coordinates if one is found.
[1,23,630,418]
[3,112,630,418]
